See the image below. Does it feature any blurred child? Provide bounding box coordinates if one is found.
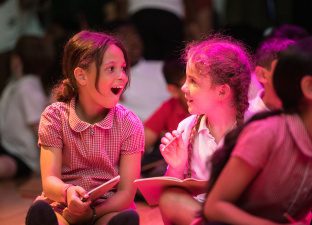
[0,35,53,179]
[159,35,252,225]
[142,57,189,177]
[113,21,170,121]
[245,37,295,120]
[25,30,144,225]
[144,57,189,151]
[268,23,310,41]
[201,36,312,225]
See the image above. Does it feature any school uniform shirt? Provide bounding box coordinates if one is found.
[0,75,47,172]
[248,72,263,101]
[128,0,185,19]
[173,115,227,202]
[38,98,144,192]
[176,115,225,180]
[144,97,189,135]
[232,114,312,222]
[245,89,270,121]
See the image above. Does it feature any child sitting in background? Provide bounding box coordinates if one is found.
[0,35,53,179]
[142,57,189,177]
[245,37,295,120]
[201,36,312,225]
[113,21,170,122]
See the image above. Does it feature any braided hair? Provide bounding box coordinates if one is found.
[183,35,253,177]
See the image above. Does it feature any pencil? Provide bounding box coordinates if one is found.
[161,130,184,152]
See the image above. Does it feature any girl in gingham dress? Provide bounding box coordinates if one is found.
[158,35,252,225]
[26,31,144,225]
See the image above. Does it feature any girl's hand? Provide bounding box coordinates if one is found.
[63,185,92,223]
[160,130,187,171]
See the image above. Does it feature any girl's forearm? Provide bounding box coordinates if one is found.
[42,176,69,203]
[95,189,136,216]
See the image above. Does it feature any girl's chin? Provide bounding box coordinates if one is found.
[103,100,119,109]
[187,107,195,114]
[188,107,201,115]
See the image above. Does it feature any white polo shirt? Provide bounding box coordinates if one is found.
[0,75,47,172]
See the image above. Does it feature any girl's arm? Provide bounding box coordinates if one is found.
[40,145,89,204]
[95,152,141,216]
[40,145,69,203]
[40,145,93,223]
[203,157,282,225]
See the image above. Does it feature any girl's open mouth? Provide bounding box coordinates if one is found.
[111,87,123,95]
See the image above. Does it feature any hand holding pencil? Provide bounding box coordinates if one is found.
[160,130,187,171]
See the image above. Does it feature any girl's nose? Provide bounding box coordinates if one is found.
[119,70,128,81]
[181,81,187,93]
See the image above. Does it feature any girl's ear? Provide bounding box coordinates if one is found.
[218,84,231,100]
[74,67,87,86]
[255,65,269,85]
[301,75,312,100]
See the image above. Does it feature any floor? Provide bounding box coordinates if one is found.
[0,175,164,225]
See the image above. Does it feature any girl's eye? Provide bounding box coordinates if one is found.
[189,78,196,84]
[122,66,127,72]
[108,67,114,72]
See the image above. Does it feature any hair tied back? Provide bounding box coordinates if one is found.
[63,78,75,92]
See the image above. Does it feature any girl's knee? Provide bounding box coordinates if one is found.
[159,187,189,210]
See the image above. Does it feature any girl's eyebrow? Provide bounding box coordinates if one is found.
[103,61,115,66]
[103,61,126,66]
[187,73,197,80]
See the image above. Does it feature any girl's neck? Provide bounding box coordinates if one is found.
[205,109,237,143]
[76,99,109,124]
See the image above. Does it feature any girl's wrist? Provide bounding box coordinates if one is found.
[63,184,74,205]
[166,165,185,178]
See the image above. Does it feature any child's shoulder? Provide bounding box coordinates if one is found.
[43,101,69,115]
[177,114,197,129]
[115,104,142,122]
[114,104,144,131]
[46,101,68,109]
[115,103,135,115]
[179,114,197,124]
[246,114,285,130]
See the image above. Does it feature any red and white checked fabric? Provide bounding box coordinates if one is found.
[38,99,144,191]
